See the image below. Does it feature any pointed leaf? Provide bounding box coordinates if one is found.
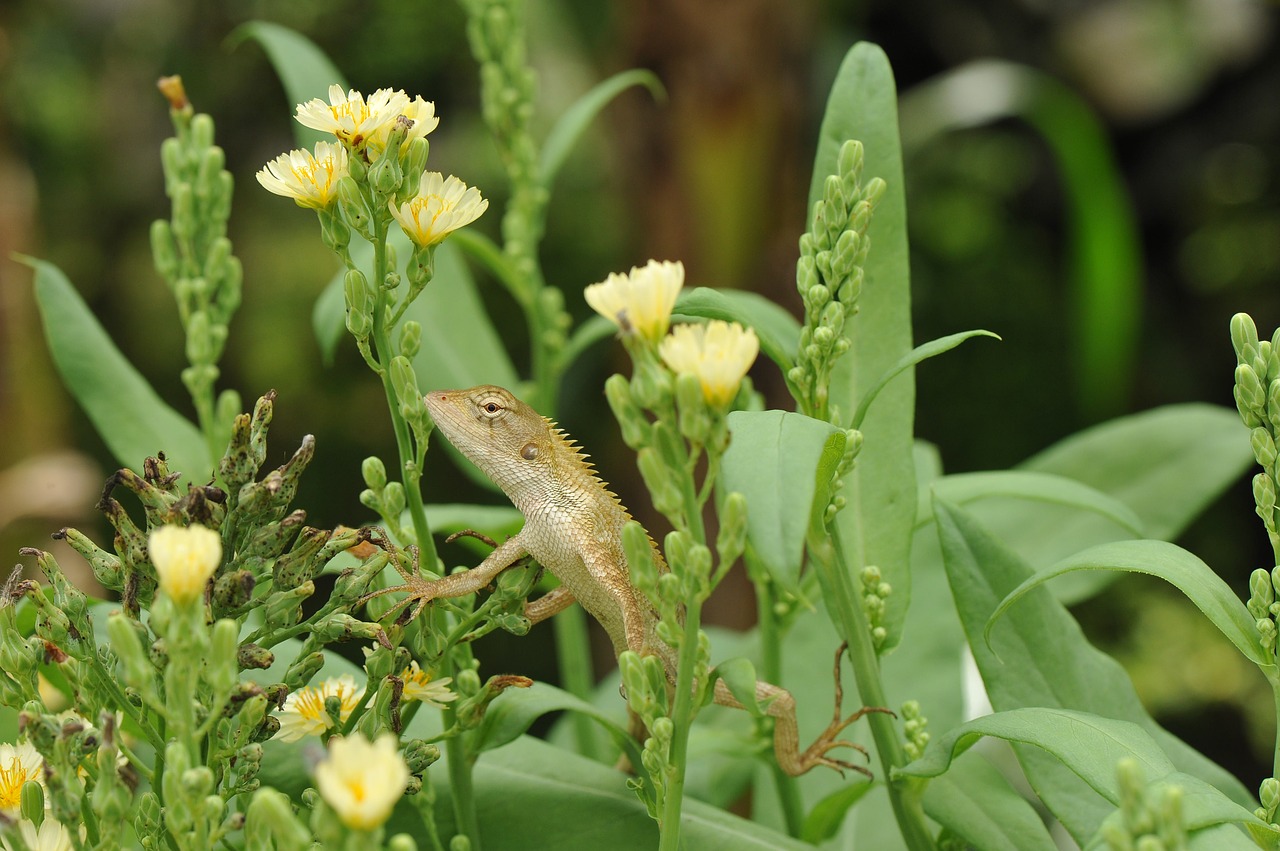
[710,657,762,715]
[673,287,800,373]
[932,497,1255,843]
[924,471,1143,537]
[922,753,1059,851]
[24,256,212,483]
[228,22,348,151]
[988,539,1267,667]
[722,410,845,589]
[800,779,874,844]
[811,43,917,653]
[541,69,665,187]
[850,329,999,430]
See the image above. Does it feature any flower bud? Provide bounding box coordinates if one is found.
[1232,313,1260,360]
[283,651,324,691]
[674,372,710,445]
[399,321,423,360]
[336,177,371,239]
[238,643,274,670]
[716,492,749,568]
[1237,364,1267,413]
[605,374,649,450]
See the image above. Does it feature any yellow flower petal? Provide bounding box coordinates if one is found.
[389,172,488,247]
[584,260,684,343]
[148,524,222,605]
[0,816,78,851]
[0,741,44,816]
[273,674,365,743]
[315,733,410,831]
[366,96,439,159]
[256,141,349,210]
[294,84,409,148]
[659,320,759,406]
[400,661,456,708]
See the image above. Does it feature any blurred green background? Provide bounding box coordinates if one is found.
[1,0,1278,789]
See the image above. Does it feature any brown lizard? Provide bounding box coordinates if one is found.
[361,384,878,775]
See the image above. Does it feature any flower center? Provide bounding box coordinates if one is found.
[0,757,28,810]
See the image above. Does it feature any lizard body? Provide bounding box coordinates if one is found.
[366,384,874,776]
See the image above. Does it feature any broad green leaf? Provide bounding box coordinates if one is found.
[850,329,999,431]
[409,240,519,391]
[800,779,874,844]
[988,539,1268,668]
[812,43,917,653]
[472,683,642,772]
[311,273,346,365]
[541,69,665,187]
[923,471,1143,537]
[1085,773,1274,850]
[673,287,800,373]
[975,403,1251,604]
[904,710,1270,840]
[25,256,212,483]
[921,753,1058,851]
[932,498,1254,844]
[433,736,813,850]
[722,410,845,589]
[228,22,348,151]
[900,60,1142,420]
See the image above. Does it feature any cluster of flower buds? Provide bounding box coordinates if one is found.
[1231,313,1280,559]
[860,565,892,651]
[152,76,244,451]
[791,139,886,422]
[1097,759,1188,851]
[900,700,929,761]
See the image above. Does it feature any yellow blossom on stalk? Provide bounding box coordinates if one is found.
[366,95,439,159]
[400,661,456,708]
[256,142,349,210]
[659,320,760,406]
[584,260,684,344]
[148,524,222,605]
[389,172,488,247]
[294,84,409,149]
[0,741,44,816]
[0,817,78,851]
[274,674,365,742]
[315,733,410,831]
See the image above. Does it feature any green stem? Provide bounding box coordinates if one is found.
[753,568,804,837]
[442,667,482,849]
[552,605,601,759]
[1270,669,1280,779]
[658,598,703,851]
[808,526,935,851]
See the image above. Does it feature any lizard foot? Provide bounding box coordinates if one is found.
[796,642,895,778]
[355,543,439,625]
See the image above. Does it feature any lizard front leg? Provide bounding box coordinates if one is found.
[712,643,893,777]
[359,534,529,624]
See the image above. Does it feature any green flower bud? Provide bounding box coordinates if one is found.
[212,568,255,613]
[19,776,45,821]
[283,651,324,691]
[238,643,274,670]
[637,448,682,518]
[383,482,407,518]
[1237,364,1267,412]
[264,580,315,629]
[313,612,387,646]
[863,177,887,208]
[390,356,425,420]
[623,521,659,600]
[362,456,389,491]
[838,140,864,185]
[400,139,430,195]
[58,526,124,590]
[1267,381,1280,433]
[336,177,371,240]
[1235,386,1264,428]
[150,219,179,282]
[208,618,239,695]
[403,739,440,774]
[674,372,710,445]
[605,374,650,450]
[716,492,748,568]
[1255,474,1276,513]
[245,787,311,850]
[344,269,374,340]
[1231,313,1260,360]
[273,526,329,589]
[399,321,423,360]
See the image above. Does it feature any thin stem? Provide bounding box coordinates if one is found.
[753,566,805,837]
[552,606,601,759]
[657,598,703,851]
[808,526,935,851]
[1270,669,1280,779]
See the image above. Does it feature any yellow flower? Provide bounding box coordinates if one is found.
[366,96,439,159]
[584,260,684,343]
[400,661,456,708]
[256,142,349,210]
[294,84,409,149]
[315,733,409,831]
[388,172,488,247]
[148,524,222,605]
[0,817,78,851]
[273,674,365,743]
[0,741,44,816]
[659,320,760,406]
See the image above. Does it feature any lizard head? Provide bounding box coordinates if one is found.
[425,385,555,494]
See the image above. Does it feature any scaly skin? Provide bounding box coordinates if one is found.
[363,384,881,776]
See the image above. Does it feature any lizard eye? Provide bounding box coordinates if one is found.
[520,443,538,461]
[481,401,502,415]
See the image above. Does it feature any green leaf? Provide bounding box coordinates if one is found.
[922,753,1059,851]
[905,710,1269,841]
[996,403,1253,604]
[722,410,845,589]
[472,683,640,763]
[925,471,1144,537]
[710,657,761,715]
[541,69,665,188]
[24,256,212,483]
[800,778,874,844]
[932,497,1255,843]
[850,329,999,431]
[227,22,348,151]
[812,43,917,653]
[900,60,1142,420]
[409,240,519,391]
[673,287,800,373]
[311,272,346,365]
[987,539,1268,668]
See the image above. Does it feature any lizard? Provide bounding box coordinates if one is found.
[360,384,880,776]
